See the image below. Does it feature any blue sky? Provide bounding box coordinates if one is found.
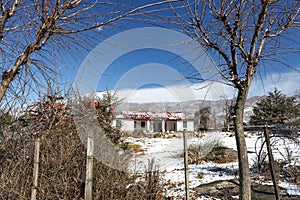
[66,2,300,103]
[72,26,221,103]
[70,29,300,104]
[97,48,202,91]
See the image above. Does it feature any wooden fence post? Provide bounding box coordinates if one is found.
[264,126,280,200]
[31,136,40,200]
[183,129,190,200]
[85,136,94,200]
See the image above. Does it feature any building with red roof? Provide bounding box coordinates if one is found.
[115,111,194,133]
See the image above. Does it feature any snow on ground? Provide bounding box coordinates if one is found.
[126,131,300,199]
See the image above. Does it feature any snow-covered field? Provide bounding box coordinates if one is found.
[126,131,300,199]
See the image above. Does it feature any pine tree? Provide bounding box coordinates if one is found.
[250,88,299,125]
[73,89,125,147]
[95,90,124,146]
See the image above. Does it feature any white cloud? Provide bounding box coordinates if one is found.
[115,72,299,103]
[249,72,300,97]
[117,81,231,103]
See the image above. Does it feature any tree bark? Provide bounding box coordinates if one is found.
[234,89,251,200]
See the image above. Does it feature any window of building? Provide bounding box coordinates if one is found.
[141,121,146,128]
[134,121,137,128]
[183,121,187,129]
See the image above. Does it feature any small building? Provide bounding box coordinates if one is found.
[114,111,194,133]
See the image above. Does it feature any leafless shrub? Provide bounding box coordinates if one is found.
[127,159,164,200]
[0,121,135,199]
[251,149,268,175]
[0,95,164,199]
[252,127,300,185]
[143,159,164,200]
[0,132,34,199]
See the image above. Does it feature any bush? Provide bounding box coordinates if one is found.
[203,145,238,163]
[186,137,237,164]
[0,115,163,199]
[251,130,300,184]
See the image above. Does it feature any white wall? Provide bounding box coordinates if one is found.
[114,119,194,132]
[186,121,194,131]
[117,119,134,132]
[176,120,194,131]
[176,121,183,131]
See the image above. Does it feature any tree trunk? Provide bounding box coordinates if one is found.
[234,90,251,200]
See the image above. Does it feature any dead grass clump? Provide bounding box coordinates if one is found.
[131,129,146,138]
[128,143,145,153]
[186,138,237,164]
[203,146,238,164]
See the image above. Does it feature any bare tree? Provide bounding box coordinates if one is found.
[168,1,300,199]
[221,95,235,132]
[199,106,211,131]
[0,0,176,104]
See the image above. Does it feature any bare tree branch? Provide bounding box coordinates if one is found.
[167,1,300,199]
[0,0,18,40]
[54,0,179,34]
[0,0,180,104]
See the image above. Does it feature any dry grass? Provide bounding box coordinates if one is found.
[186,139,238,164]
[128,143,145,153]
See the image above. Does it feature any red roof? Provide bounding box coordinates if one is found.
[119,111,192,121]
